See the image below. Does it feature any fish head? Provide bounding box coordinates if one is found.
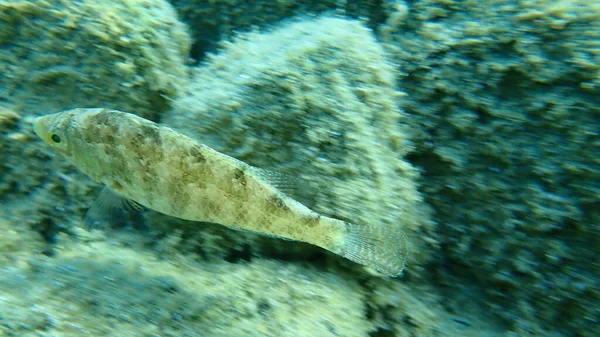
[33,109,81,158]
[33,108,114,182]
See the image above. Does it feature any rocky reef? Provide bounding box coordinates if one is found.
[0,223,374,337]
[380,0,600,335]
[168,0,391,61]
[0,0,191,120]
[0,0,598,336]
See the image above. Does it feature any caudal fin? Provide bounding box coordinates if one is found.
[341,221,409,277]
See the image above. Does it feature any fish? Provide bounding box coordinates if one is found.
[33,108,409,276]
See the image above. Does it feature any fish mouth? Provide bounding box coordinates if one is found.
[33,117,47,140]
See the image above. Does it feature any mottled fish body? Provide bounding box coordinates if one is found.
[34,108,408,276]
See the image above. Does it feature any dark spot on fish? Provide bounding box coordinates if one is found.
[202,197,219,217]
[166,182,187,215]
[129,129,164,162]
[141,124,161,146]
[82,129,95,143]
[91,110,114,127]
[267,194,290,212]
[257,215,274,231]
[102,144,118,157]
[128,139,142,157]
[233,168,246,186]
[235,209,248,223]
[188,145,206,163]
[302,214,321,228]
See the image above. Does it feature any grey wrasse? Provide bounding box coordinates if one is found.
[33,108,409,276]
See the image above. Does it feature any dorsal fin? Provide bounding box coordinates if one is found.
[250,167,303,199]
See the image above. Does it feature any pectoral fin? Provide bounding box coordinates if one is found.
[84,186,146,230]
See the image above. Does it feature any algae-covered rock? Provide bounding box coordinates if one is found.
[165,16,434,276]
[0,212,494,337]
[0,0,191,120]
[380,0,600,335]
[0,227,372,337]
[168,0,389,61]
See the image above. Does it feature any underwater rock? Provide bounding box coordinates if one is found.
[0,0,191,120]
[380,0,600,336]
[165,16,434,275]
[168,0,390,62]
[0,232,372,337]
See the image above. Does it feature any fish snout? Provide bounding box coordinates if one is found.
[33,116,48,140]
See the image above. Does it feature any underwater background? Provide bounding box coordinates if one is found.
[0,0,598,336]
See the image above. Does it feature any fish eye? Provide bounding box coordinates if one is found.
[50,133,62,143]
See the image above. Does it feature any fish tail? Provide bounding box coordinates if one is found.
[340,220,409,277]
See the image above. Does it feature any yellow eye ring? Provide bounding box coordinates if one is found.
[50,133,62,143]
